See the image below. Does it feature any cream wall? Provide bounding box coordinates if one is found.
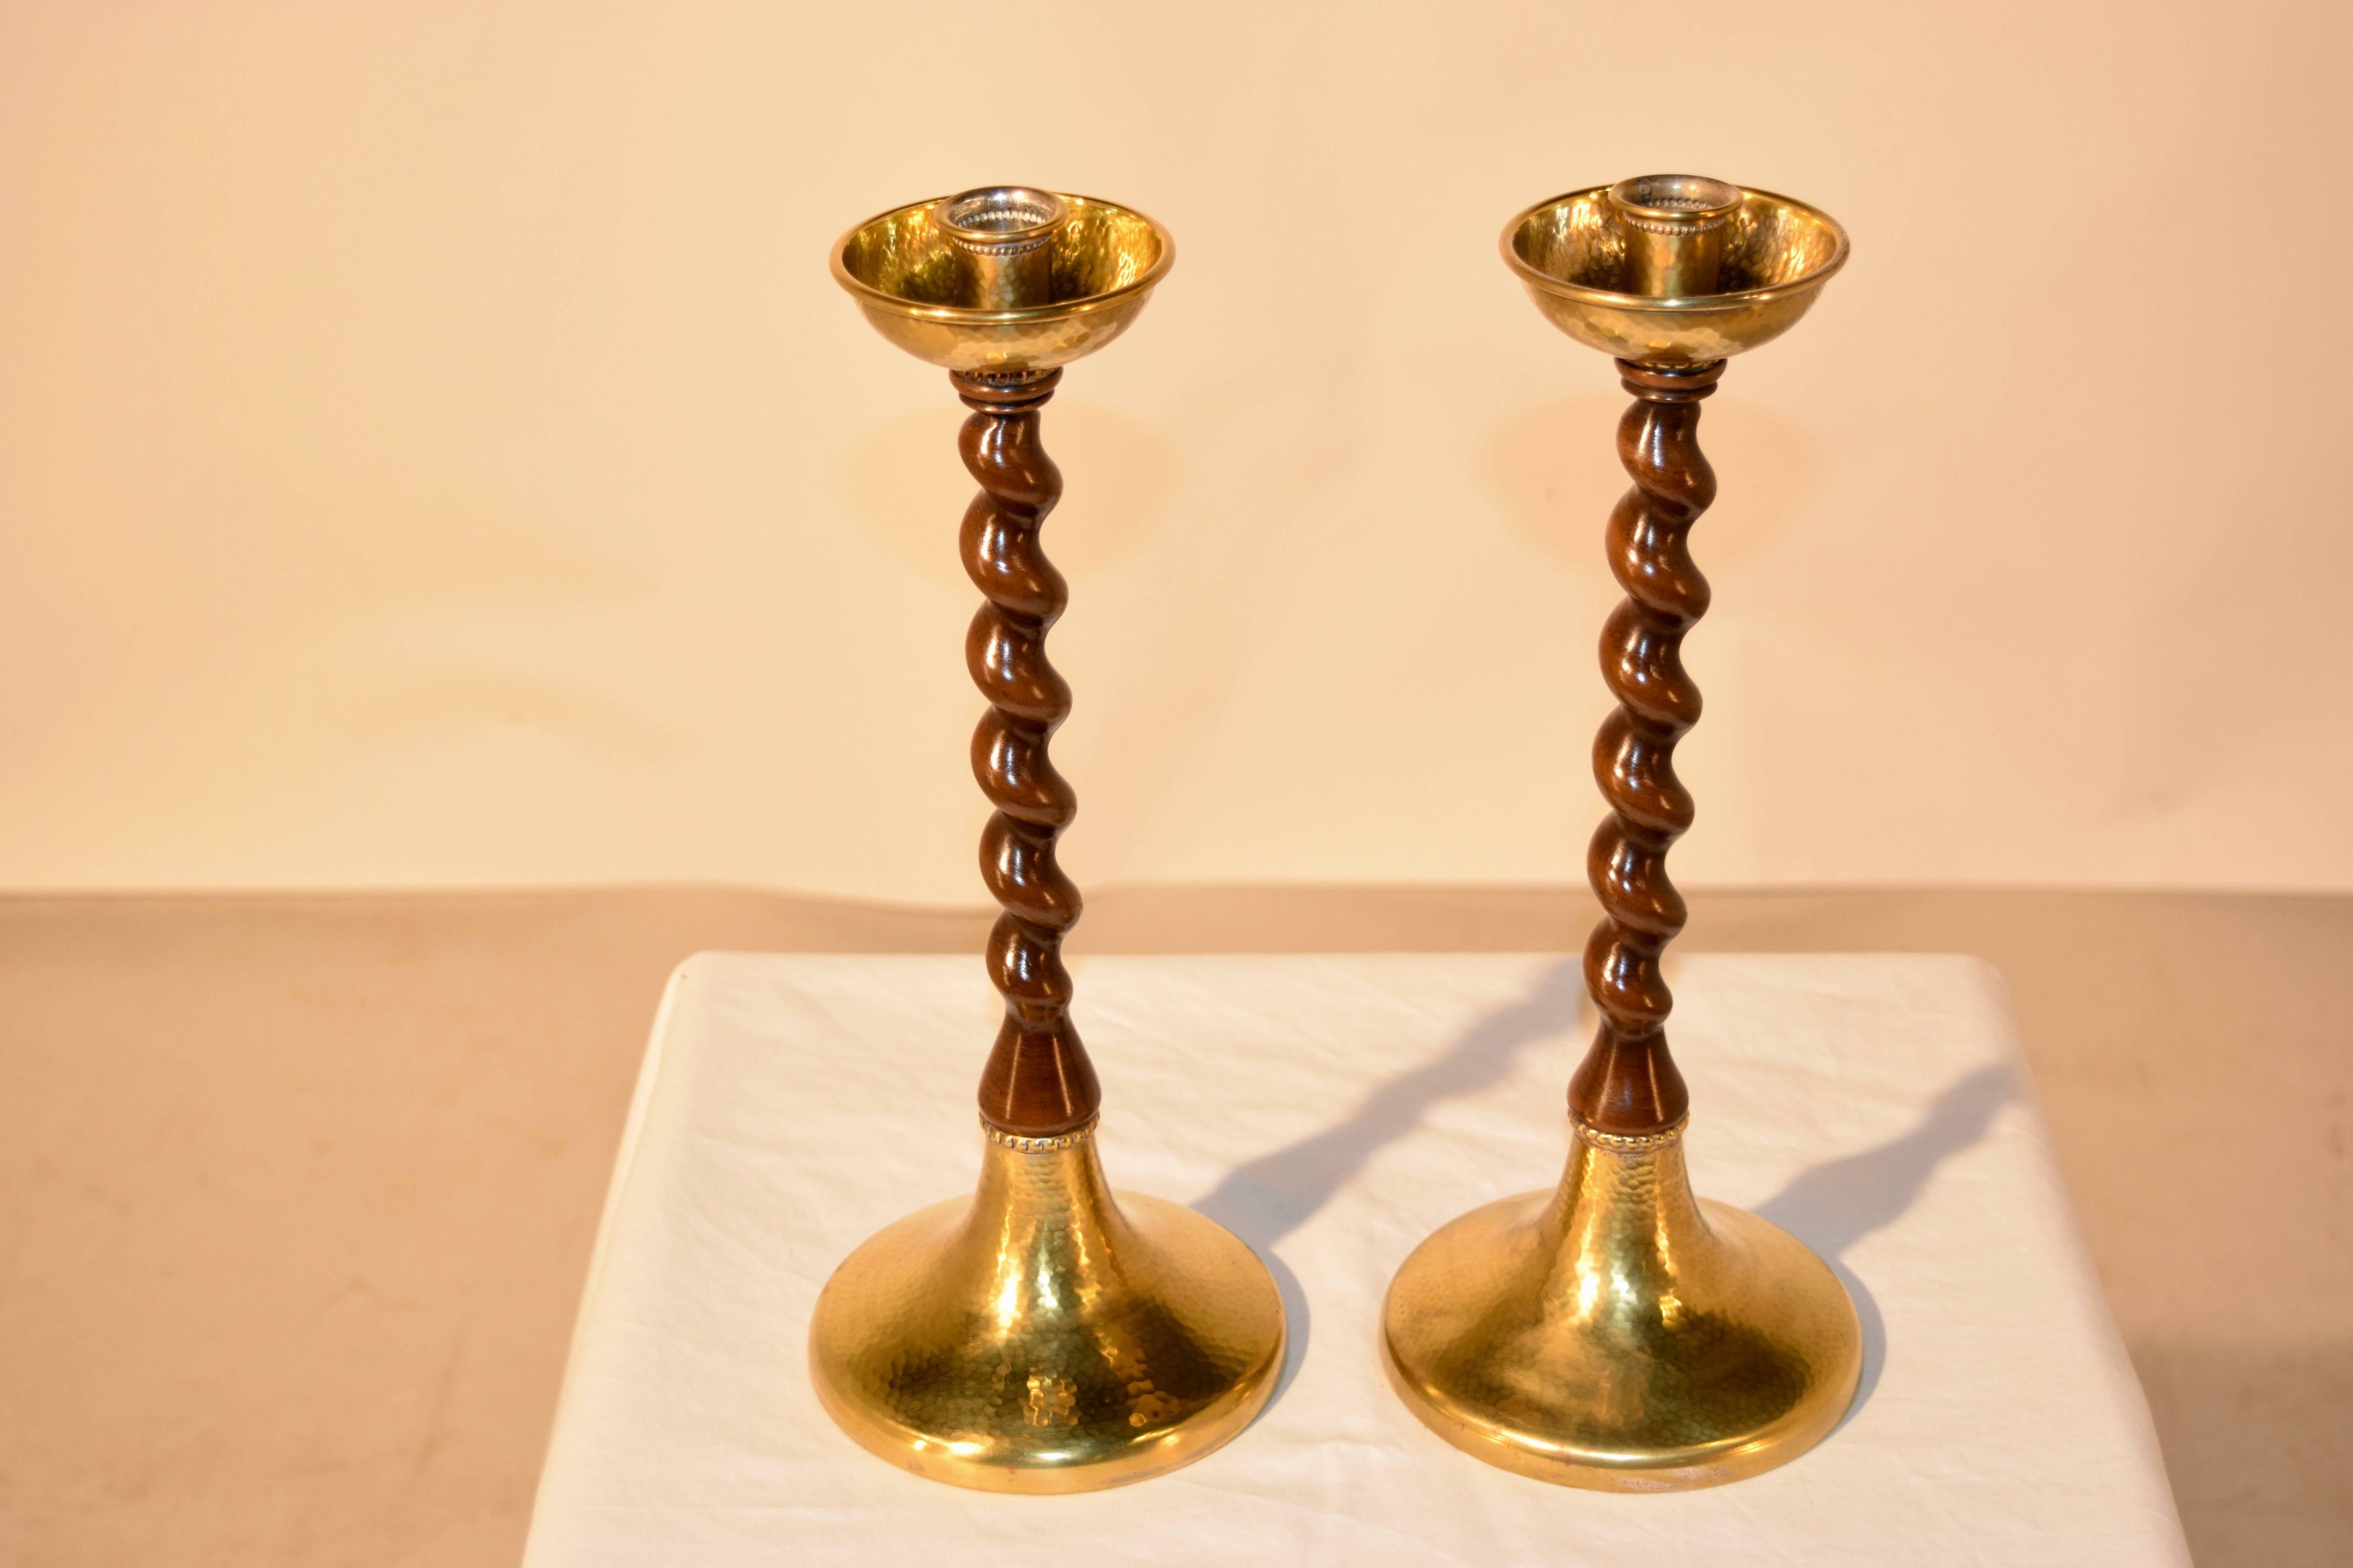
[2,1,2348,900]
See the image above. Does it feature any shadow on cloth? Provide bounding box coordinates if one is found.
[1192,958,1587,1401]
[1754,1060,2017,1428]
[1192,957,2017,1427]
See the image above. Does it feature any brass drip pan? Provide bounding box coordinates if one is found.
[832,191,1174,374]
[1503,185,1849,365]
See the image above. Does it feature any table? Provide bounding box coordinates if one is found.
[522,952,2190,1566]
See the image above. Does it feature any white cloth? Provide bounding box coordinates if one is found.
[523,953,2189,1567]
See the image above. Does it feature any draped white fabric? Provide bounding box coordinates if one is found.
[525,953,2187,1567]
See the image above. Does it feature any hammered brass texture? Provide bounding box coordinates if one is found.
[1381,1121,1860,1490]
[1504,185,1848,365]
[832,193,1173,374]
[809,1120,1285,1493]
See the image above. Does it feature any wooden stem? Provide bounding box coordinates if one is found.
[953,368,1100,1135]
[1570,358,1725,1135]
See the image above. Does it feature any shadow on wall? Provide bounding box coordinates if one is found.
[838,401,1175,586]
[1484,392,1823,575]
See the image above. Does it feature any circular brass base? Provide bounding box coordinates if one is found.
[1381,1124,1860,1491]
[809,1122,1284,1493]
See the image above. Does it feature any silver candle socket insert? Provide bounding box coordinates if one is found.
[1605,174,1743,298]
[939,186,1067,311]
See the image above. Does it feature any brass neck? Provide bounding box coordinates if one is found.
[958,1117,1132,1327]
[1541,1117,1710,1310]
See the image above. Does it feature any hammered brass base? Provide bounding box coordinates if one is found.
[1381,1120,1860,1491]
[808,1119,1284,1493]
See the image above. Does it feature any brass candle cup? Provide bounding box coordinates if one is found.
[810,188,1283,1494]
[1380,178,1862,1491]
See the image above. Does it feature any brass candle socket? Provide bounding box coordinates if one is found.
[1606,173,1742,298]
[1380,178,1861,1490]
[938,185,1065,311]
[812,188,1284,1493]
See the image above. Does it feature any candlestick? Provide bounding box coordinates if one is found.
[809,188,1284,1493]
[1380,177,1860,1490]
